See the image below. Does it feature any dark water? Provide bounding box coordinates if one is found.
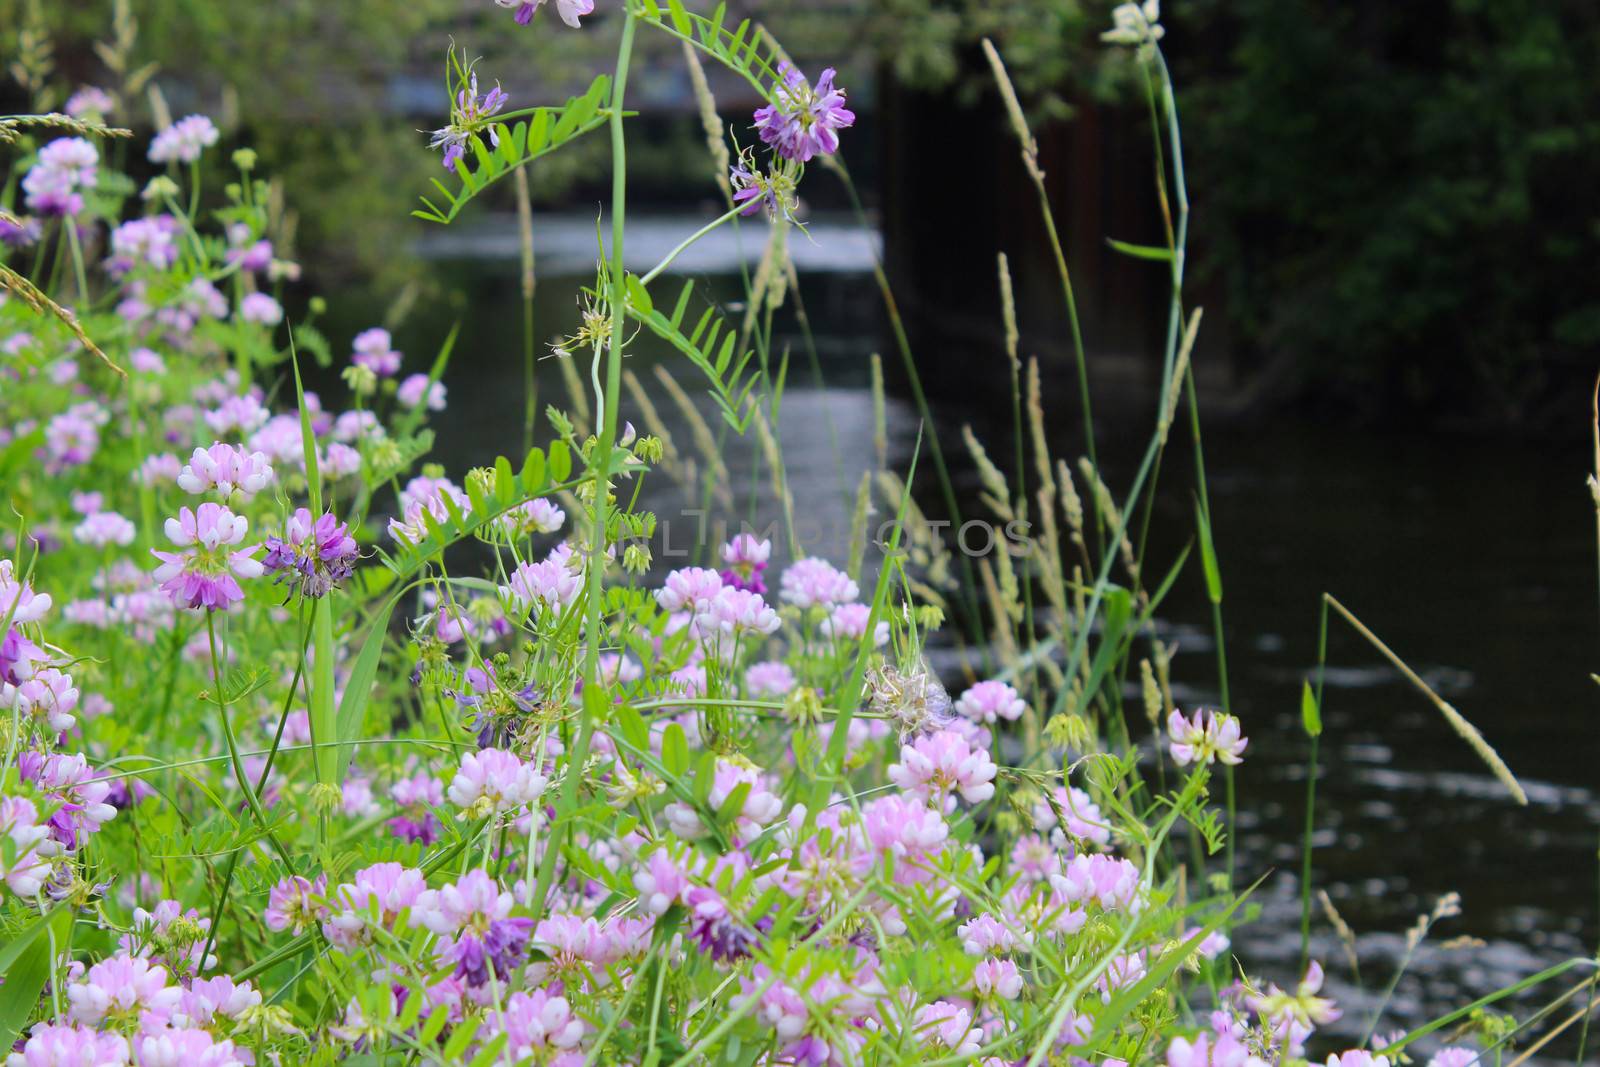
[363,212,1598,1053]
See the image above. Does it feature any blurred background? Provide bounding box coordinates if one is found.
[5,0,1599,1048]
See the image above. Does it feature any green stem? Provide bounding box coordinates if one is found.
[639,205,741,286]
[516,164,538,455]
[526,5,637,925]
[63,217,89,307]
[1301,595,1330,970]
[204,611,292,869]
[199,611,314,970]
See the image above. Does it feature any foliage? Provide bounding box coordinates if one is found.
[1185,0,1600,419]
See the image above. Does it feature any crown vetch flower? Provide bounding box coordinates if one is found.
[780,557,858,609]
[148,115,220,164]
[397,373,446,411]
[0,560,52,624]
[132,1027,247,1067]
[447,748,548,818]
[350,327,402,375]
[719,532,771,593]
[956,679,1026,724]
[753,64,855,163]
[11,665,80,733]
[496,0,593,29]
[414,869,534,986]
[655,567,723,615]
[9,1024,130,1067]
[480,987,585,1060]
[23,138,99,216]
[1167,708,1248,767]
[428,72,509,173]
[0,797,53,899]
[261,509,358,599]
[19,751,117,849]
[388,771,445,844]
[887,727,998,813]
[1250,960,1342,1031]
[322,863,426,950]
[66,953,183,1027]
[699,586,781,638]
[176,444,275,502]
[1032,784,1112,848]
[239,292,283,326]
[1166,1031,1271,1067]
[150,503,262,611]
[263,874,326,934]
[108,216,180,274]
[65,86,117,118]
[73,511,136,548]
[495,498,566,540]
[501,559,582,616]
[974,958,1024,1001]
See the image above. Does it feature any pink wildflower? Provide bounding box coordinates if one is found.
[887,727,998,813]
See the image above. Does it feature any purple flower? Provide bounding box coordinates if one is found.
[387,770,444,844]
[685,885,758,961]
[479,987,585,1059]
[65,86,116,119]
[0,561,53,625]
[500,558,582,616]
[0,213,41,247]
[264,873,326,933]
[322,862,426,950]
[447,748,548,818]
[428,73,509,173]
[351,327,402,376]
[150,503,263,611]
[23,137,98,216]
[718,532,771,593]
[239,291,283,326]
[10,1024,129,1067]
[148,115,219,164]
[414,869,533,986]
[753,65,855,163]
[956,679,1026,724]
[1167,707,1248,767]
[0,797,53,898]
[887,727,998,813]
[780,557,858,609]
[261,508,359,599]
[397,373,446,411]
[497,0,593,29]
[107,215,180,274]
[66,953,182,1026]
[177,443,275,502]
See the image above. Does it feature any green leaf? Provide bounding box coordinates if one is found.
[616,705,649,752]
[519,447,547,493]
[1196,502,1222,604]
[335,589,402,756]
[666,0,692,34]
[493,456,515,503]
[1106,237,1175,262]
[548,440,572,482]
[1301,680,1322,738]
[288,334,321,513]
[0,909,68,1050]
[625,273,653,315]
[661,723,688,778]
